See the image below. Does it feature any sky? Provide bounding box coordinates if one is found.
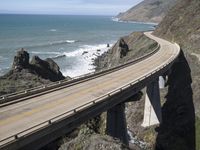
[0,0,143,16]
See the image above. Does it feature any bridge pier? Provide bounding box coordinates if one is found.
[106,102,129,145]
[142,79,162,127]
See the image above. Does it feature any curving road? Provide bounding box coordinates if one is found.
[0,32,180,147]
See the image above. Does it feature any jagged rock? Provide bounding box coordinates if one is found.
[0,49,67,95]
[30,56,65,81]
[45,58,61,75]
[58,134,129,150]
[119,38,129,58]
[82,51,88,55]
[12,48,29,70]
[94,32,157,74]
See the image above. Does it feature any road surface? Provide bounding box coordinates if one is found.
[0,32,180,145]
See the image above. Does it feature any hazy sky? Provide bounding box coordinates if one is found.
[0,0,143,15]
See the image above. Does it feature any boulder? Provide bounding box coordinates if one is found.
[82,51,88,55]
[30,56,65,81]
[12,48,29,70]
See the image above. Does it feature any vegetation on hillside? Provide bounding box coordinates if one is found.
[117,0,177,23]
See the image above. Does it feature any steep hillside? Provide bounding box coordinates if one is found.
[154,0,200,117]
[117,0,177,23]
[95,32,157,70]
[154,0,200,149]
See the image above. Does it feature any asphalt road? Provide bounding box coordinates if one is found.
[0,32,180,144]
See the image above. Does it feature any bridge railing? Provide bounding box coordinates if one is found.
[0,43,181,147]
[0,43,160,105]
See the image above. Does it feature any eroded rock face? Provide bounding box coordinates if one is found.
[155,50,195,150]
[119,38,129,58]
[10,49,65,82]
[12,48,30,70]
[94,32,157,71]
[30,56,65,81]
[1,49,66,95]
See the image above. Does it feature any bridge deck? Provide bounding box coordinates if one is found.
[0,32,180,145]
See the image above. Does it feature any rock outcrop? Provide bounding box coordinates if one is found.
[119,38,129,58]
[30,56,65,81]
[156,50,195,150]
[116,0,178,23]
[0,48,65,95]
[12,48,30,70]
[94,32,157,71]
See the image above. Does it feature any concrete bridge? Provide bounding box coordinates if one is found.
[0,32,180,150]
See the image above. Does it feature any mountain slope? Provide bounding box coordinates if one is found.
[154,0,200,149]
[154,0,200,117]
[117,0,177,23]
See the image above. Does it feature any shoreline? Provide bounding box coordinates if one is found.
[111,17,158,26]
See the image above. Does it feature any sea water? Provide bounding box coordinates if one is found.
[0,14,154,77]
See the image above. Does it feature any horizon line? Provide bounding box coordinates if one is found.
[0,13,114,17]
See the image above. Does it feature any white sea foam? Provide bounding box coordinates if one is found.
[49,29,57,32]
[62,43,113,77]
[128,130,148,149]
[30,51,62,55]
[111,17,158,25]
[112,17,119,22]
[49,40,77,45]
[66,40,76,43]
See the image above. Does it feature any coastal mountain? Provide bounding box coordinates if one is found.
[116,0,177,23]
[154,0,200,117]
[153,0,200,149]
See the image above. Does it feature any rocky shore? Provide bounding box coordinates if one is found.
[0,32,157,150]
[0,32,155,150]
[0,48,66,95]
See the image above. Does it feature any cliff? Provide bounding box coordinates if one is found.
[116,0,177,23]
[152,1,200,148]
[153,0,200,117]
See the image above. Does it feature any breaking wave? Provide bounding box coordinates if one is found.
[29,43,113,78]
[22,40,78,49]
[61,43,113,77]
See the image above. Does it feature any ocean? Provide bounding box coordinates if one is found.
[0,14,155,77]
